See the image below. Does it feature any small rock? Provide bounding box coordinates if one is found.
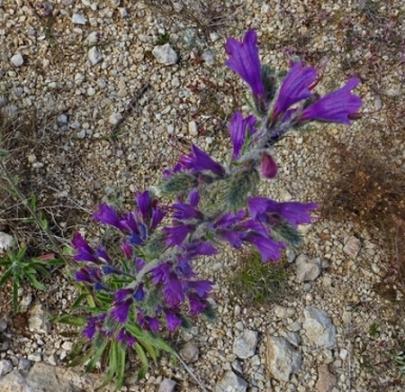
[343,236,361,258]
[295,254,321,282]
[303,307,336,348]
[86,31,99,45]
[216,370,247,392]
[316,364,337,392]
[88,47,103,65]
[0,370,26,392]
[180,341,199,363]
[0,318,7,332]
[109,112,123,126]
[284,331,301,347]
[72,13,87,25]
[61,341,73,352]
[10,53,24,67]
[0,360,13,376]
[265,336,302,382]
[286,248,296,263]
[27,353,42,362]
[152,44,178,65]
[273,305,294,319]
[188,121,198,136]
[0,232,14,253]
[158,378,176,392]
[202,49,215,65]
[233,329,259,359]
[28,303,49,333]
[57,114,69,126]
[339,348,348,361]
[18,358,32,372]
[20,293,32,312]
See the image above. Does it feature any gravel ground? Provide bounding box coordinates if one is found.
[0,0,404,391]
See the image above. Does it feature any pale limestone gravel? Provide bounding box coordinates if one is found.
[0,0,403,391]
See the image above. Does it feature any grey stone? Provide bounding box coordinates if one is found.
[57,114,69,126]
[20,294,32,312]
[18,358,32,372]
[265,336,302,382]
[88,47,103,65]
[233,329,259,359]
[0,370,26,392]
[343,236,361,258]
[216,370,247,392]
[10,53,24,67]
[152,44,178,65]
[28,303,49,334]
[316,364,337,392]
[0,318,7,332]
[109,112,123,126]
[0,232,14,253]
[180,341,199,363]
[202,49,215,65]
[86,31,99,45]
[303,307,336,348]
[0,359,13,377]
[158,378,176,392]
[72,13,87,25]
[295,254,321,282]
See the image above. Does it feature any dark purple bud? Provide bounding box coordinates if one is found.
[260,153,278,179]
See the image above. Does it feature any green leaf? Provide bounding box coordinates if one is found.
[0,266,13,287]
[12,279,19,312]
[86,336,109,372]
[55,314,86,327]
[26,273,46,290]
[134,343,148,379]
[159,172,197,195]
[0,148,9,158]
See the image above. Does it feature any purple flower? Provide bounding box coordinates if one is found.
[164,224,194,246]
[245,232,285,262]
[188,280,213,297]
[273,62,317,119]
[72,233,98,263]
[165,311,182,332]
[225,29,265,97]
[93,204,125,231]
[151,262,171,284]
[187,190,200,207]
[301,77,362,124]
[164,274,185,307]
[185,241,217,257]
[136,191,152,222]
[135,258,145,272]
[133,285,145,301]
[172,202,203,221]
[148,317,160,333]
[117,329,136,347]
[188,294,207,316]
[114,288,133,302]
[121,241,133,259]
[248,197,318,226]
[260,153,278,179]
[83,317,97,340]
[228,112,256,160]
[178,145,225,177]
[112,298,132,324]
[75,266,101,283]
[151,207,165,230]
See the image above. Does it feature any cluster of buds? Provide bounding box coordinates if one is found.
[71,29,361,347]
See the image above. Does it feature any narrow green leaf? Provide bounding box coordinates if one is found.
[134,343,148,379]
[55,314,86,327]
[0,266,13,287]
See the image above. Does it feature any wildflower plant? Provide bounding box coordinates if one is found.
[65,29,361,388]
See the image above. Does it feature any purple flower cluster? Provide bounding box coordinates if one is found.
[226,30,362,128]
[70,28,361,353]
